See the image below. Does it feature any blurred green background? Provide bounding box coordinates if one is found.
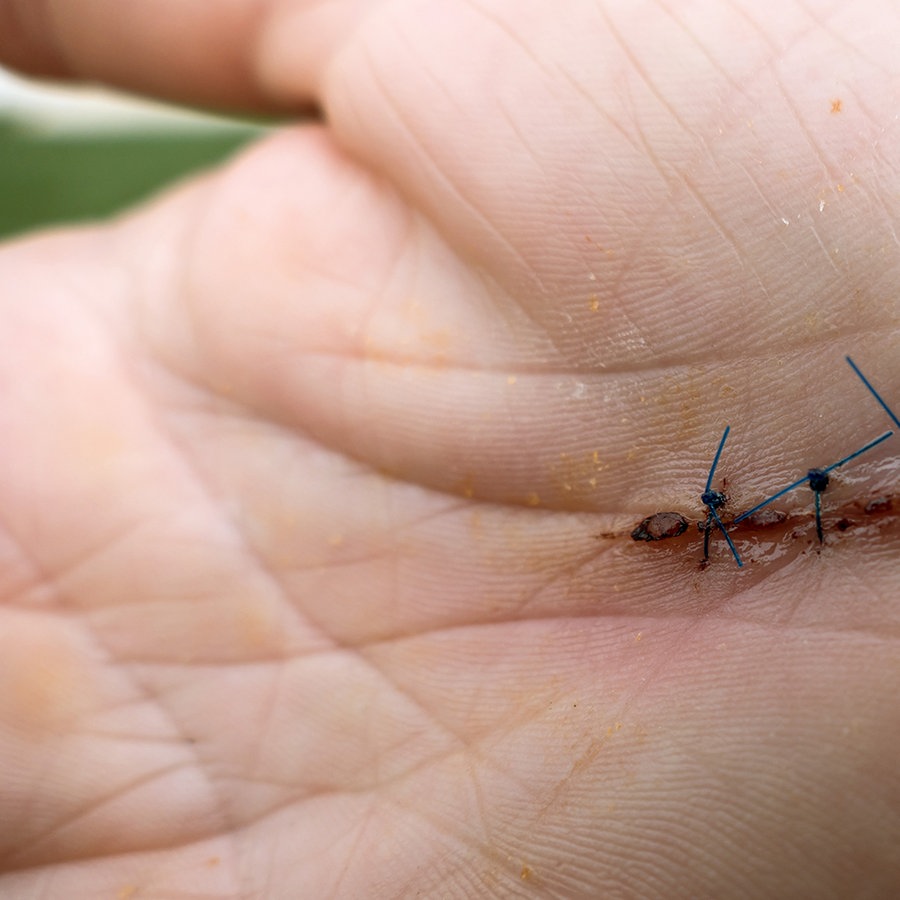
[0,118,260,240]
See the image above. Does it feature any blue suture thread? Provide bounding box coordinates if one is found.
[733,473,811,524]
[701,425,743,568]
[813,488,824,544]
[846,356,900,429]
[806,468,829,544]
[733,430,894,535]
[708,506,743,566]
[705,424,730,494]
[822,430,893,474]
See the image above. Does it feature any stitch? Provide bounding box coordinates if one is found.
[846,356,900,428]
[808,468,829,543]
[700,426,743,567]
[733,431,894,542]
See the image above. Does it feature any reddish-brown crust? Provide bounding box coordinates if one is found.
[631,512,690,542]
[623,487,900,566]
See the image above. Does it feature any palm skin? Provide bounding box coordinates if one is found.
[1,1,899,897]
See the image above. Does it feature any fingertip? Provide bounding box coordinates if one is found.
[0,0,319,114]
[0,1,67,78]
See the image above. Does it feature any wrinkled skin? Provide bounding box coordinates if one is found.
[1,2,900,897]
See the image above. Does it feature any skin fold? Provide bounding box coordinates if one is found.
[0,0,899,896]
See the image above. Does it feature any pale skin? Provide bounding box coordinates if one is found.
[1,1,899,897]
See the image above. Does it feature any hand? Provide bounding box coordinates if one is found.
[1,2,899,896]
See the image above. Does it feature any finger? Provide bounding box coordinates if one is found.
[319,1,900,365]
[0,0,366,111]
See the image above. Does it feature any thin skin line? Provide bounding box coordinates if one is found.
[733,430,894,524]
[846,356,900,428]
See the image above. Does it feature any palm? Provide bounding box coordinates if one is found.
[2,2,899,897]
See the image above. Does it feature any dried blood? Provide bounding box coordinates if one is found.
[631,512,689,542]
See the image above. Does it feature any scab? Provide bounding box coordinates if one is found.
[631,512,689,542]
